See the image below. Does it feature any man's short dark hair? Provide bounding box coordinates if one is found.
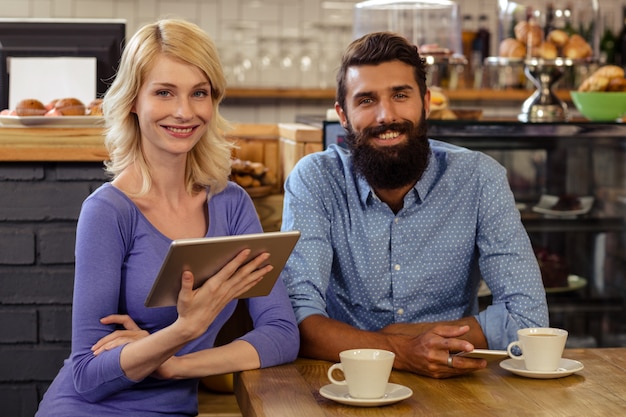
[335,31,428,111]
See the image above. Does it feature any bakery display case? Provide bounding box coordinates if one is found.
[427,119,626,347]
[490,0,600,122]
[353,0,467,88]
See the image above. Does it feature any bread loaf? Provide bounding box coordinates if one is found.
[500,26,593,60]
[606,77,626,92]
[499,38,526,58]
[563,34,592,59]
[54,98,86,116]
[514,21,543,47]
[578,75,610,92]
[578,65,626,92]
[546,29,569,47]
[230,158,274,189]
[87,98,104,116]
[593,65,625,79]
[15,98,47,116]
[532,41,558,59]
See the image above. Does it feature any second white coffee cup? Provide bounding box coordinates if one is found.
[507,327,568,372]
[327,349,395,399]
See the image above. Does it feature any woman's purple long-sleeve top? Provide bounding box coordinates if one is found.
[36,182,299,416]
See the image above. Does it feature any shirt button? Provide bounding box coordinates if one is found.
[394,218,399,224]
[397,308,405,315]
[394,264,401,271]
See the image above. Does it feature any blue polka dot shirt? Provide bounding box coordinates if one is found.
[280,141,549,350]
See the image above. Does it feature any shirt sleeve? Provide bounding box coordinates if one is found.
[224,185,300,367]
[69,190,138,401]
[280,154,335,324]
[240,280,300,367]
[473,154,549,349]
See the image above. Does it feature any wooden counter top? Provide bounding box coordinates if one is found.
[0,127,107,161]
[0,123,318,162]
[235,348,626,417]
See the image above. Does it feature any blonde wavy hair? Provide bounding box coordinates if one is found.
[102,18,233,196]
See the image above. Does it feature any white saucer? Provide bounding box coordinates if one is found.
[532,195,594,218]
[500,358,584,379]
[319,382,412,407]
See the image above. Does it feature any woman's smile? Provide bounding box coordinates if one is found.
[163,125,198,137]
[134,54,213,156]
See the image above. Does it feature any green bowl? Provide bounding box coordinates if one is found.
[570,91,626,122]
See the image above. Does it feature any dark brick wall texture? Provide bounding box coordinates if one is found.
[0,162,108,417]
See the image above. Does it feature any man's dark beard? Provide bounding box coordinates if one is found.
[344,115,430,190]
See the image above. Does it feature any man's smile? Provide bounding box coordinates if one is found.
[377,130,401,140]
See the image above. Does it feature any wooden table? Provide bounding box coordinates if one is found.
[234,348,626,416]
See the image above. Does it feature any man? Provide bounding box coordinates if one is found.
[280,32,548,378]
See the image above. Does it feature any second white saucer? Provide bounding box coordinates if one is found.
[319,382,412,407]
[500,358,584,379]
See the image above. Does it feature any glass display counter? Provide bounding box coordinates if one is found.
[432,120,625,347]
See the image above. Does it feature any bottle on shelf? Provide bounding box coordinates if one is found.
[508,12,518,39]
[473,14,491,62]
[600,16,616,65]
[563,3,576,36]
[615,6,626,69]
[460,14,476,89]
[544,3,556,35]
[471,14,490,89]
[461,14,475,62]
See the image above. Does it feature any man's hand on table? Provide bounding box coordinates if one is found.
[383,323,488,378]
[299,315,489,379]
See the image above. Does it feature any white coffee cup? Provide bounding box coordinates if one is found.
[327,349,395,399]
[507,327,568,371]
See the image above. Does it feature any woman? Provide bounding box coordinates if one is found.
[36,19,299,416]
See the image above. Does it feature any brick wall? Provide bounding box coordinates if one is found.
[0,161,108,417]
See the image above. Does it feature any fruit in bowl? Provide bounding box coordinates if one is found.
[572,65,626,121]
[570,91,626,121]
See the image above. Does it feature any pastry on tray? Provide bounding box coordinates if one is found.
[534,247,569,288]
[550,194,582,211]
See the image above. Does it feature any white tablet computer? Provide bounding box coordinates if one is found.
[144,230,300,307]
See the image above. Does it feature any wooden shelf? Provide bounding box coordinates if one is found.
[225,88,336,100]
[224,87,572,102]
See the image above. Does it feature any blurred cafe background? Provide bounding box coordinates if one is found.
[1,1,626,416]
[1,0,625,122]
